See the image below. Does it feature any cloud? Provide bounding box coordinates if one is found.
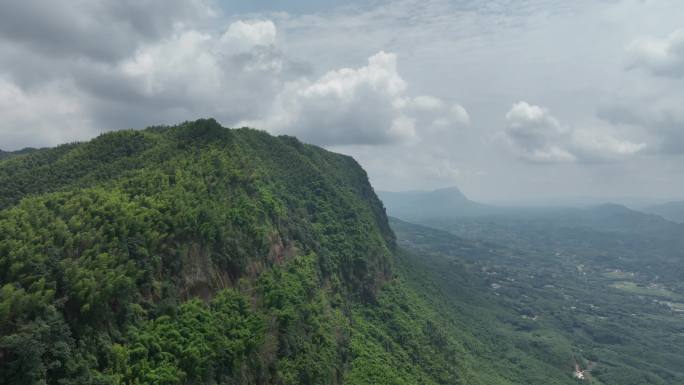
[221,20,277,52]
[0,77,94,149]
[503,102,575,163]
[404,96,471,131]
[244,51,469,146]
[93,18,309,129]
[599,100,684,155]
[610,28,684,155]
[0,17,308,143]
[502,102,645,163]
[627,29,684,78]
[0,2,466,149]
[0,0,215,62]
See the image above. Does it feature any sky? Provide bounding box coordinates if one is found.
[1,0,683,205]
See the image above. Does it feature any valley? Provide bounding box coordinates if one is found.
[391,213,684,384]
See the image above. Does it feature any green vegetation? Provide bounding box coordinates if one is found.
[610,282,680,300]
[3,119,683,384]
[0,120,397,384]
[0,120,511,385]
[392,214,684,385]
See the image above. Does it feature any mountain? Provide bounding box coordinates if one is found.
[643,201,684,223]
[378,186,497,220]
[0,119,531,385]
[550,203,683,236]
[423,202,684,259]
[0,119,398,384]
[5,120,680,385]
[382,189,683,239]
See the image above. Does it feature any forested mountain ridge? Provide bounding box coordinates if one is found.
[0,119,403,384]
[3,119,543,385]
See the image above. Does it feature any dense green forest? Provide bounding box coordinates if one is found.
[0,119,529,385]
[0,119,394,384]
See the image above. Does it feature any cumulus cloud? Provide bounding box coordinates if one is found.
[244,51,469,146]
[502,102,645,163]
[0,16,303,146]
[503,102,575,163]
[627,29,684,78]
[92,17,308,128]
[0,2,466,150]
[221,20,277,52]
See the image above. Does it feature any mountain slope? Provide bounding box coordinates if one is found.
[0,119,533,385]
[0,119,399,384]
[6,119,662,385]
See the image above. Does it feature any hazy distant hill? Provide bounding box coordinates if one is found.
[378,186,498,220]
[553,203,682,236]
[643,201,684,223]
[379,186,680,236]
[0,147,40,160]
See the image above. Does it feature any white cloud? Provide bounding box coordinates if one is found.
[0,78,94,149]
[0,12,467,148]
[121,30,223,98]
[503,102,571,163]
[502,102,645,163]
[220,20,277,52]
[243,51,469,146]
[405,96,471,131]
[79,19,296,130]
[627,29,684,78]
[572,129,645,157]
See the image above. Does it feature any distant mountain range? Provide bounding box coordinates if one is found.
[377,186,498,220]
[642,201,684,223]
[378,187,683,234]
